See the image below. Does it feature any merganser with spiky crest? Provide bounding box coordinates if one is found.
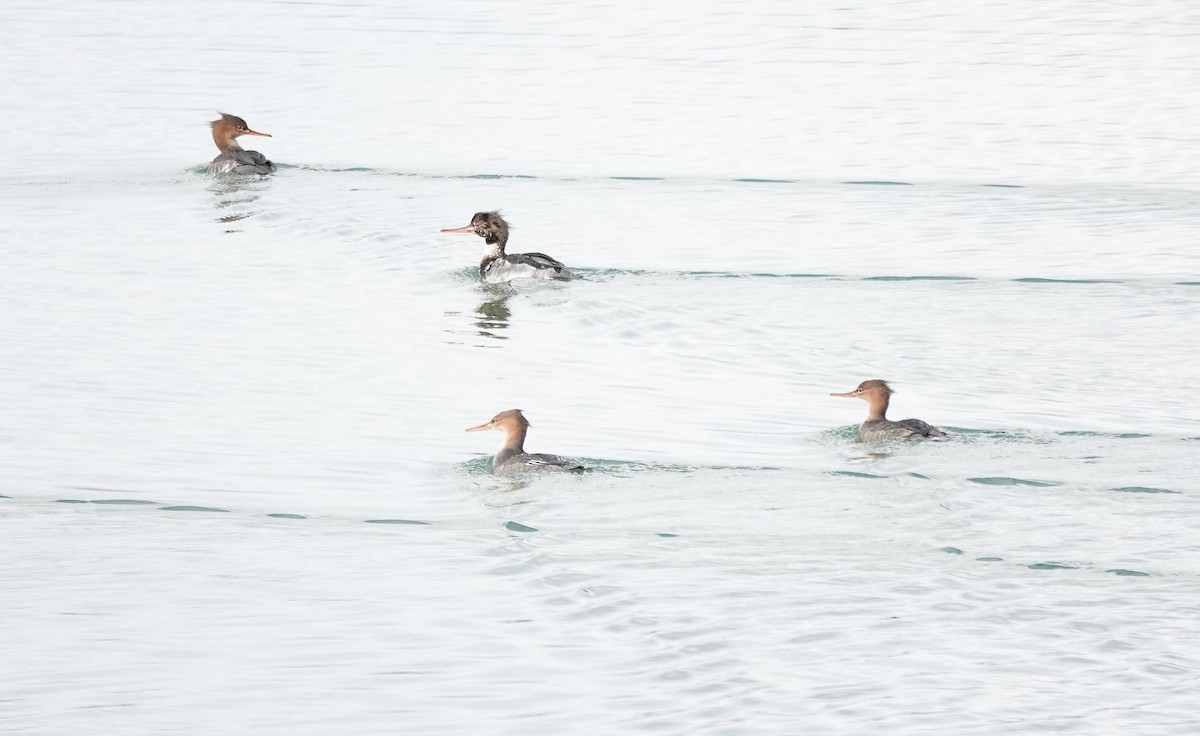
[466,409,584,474]
[442,211,574,283]
[207,113,276,175]
[830,379,947,441]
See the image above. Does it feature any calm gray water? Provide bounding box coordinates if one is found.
[2,1,1199,734]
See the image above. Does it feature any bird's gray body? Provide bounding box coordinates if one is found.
[481,252,574,283]
[493,450,582,474]
[208,150,277,175]
[859,417,946,441]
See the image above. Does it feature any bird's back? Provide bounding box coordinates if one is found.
[494,452,584,474]
[860,418,946,441]
[897,418,946,438]
[208,150,277,175]
[482,252,574,283]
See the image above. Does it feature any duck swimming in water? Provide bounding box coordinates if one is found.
[830,379,947,441]
[441,211,574,283]
[466,409,584,474]
[207,113,277,175]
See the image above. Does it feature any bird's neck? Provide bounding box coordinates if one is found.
[494,425,528,464]
[484,233,507,256]
[865,393,890,421]
[213,131,244,153]
[479,239,505,272]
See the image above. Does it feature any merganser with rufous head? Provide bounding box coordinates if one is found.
[441,211,575,283]
[465,409,584,474]
[207,113,277,175]
[830,379,947,441]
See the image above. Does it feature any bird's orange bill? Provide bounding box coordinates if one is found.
[829,391,858,398]
[465,421,496,432]
[243,129,272,137]
[441,226,475,233]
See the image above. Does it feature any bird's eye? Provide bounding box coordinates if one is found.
[237,126,245,132]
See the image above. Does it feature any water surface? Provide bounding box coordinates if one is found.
[1,1,1199,734]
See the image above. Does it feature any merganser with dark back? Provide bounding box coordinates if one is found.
[466,409,584,474]
[830,379,947,441]
[207,113,277,175]
[441,211,574,283]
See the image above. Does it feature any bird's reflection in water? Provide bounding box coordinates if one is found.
[481,480,534,506]
[208,176,268,229]
[840,447,892,463]
[474,286,515,340]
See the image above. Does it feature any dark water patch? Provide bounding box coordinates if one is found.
[1175,281,1200,286]
[821,426,861,442]
[458,456,497,475]
[505,521,538,533]
[862,275,976,282]
[460,173,538,180]
[575,267,844,281]
[968,477,1061,488]
[657,533,679,538]
[940,547,965,555]
[1107,568,1151,577]
[567,267,651,281]
[293,165,379,173]
[945,428,1040,439]
[733,178,796,184]
[447,267,487,283]
[294,167,545,180]
[686,270,836,280]
[843,180,913,186]
[56,499,88,504]
[1013,277,1124,284]
[91,499,158,506]
[267,513,307,519]
[1058,430,1151,439]
[364,518,432,525]
[584,460,692,475]
[1028,562,1078,570]
[566,458,769,474]
[0,494,10,499]
[460,456,784,478]
[1110,486,1179,494]
[830,470,888,479]
[908,472,931,479]
[976,557,1004,562]
[981,183,1024,188]
[160,505,230,513]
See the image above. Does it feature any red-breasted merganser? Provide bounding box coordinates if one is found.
[466,409,584,474]
[831,379,947,441]
[207,113,277,175]
[441,211,575,283]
